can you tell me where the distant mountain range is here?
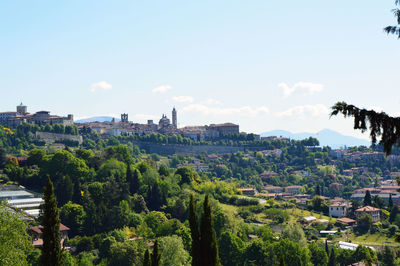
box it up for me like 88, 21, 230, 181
75, 116, 120, 123
260, 129, 370, 149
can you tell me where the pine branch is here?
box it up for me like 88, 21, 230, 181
330, 102, 400, 155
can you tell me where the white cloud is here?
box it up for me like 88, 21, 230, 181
90, 81, 112, 92
172, 96, 194, 103
205, 98, 222, 105
276, 104, 329, 118
152, 85, 172, 94
278, 82, 323, 98
181, 104, 269, 116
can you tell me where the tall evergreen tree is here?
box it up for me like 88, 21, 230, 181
41, 177, 63, 266
325, 240, 329, 257
390, 205, 399, 223
151, 239, 161, 266
364, 190, 372, 206
149, 181, 165, 210
316, 184, 321, 196
189, 195, 201, 266
279, 253, 286, 266
127, 167, 141, 194
327, 248, 336, 266
143, 249, 150, 266
200, 195, 220, 266
389, 194, 394, 210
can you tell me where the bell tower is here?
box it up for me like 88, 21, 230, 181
172, 107, 177, 128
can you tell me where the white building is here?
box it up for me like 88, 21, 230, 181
329, 203, 349, 217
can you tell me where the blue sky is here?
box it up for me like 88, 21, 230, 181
1, 0, 399, 139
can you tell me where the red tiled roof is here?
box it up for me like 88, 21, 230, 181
337, 217, 356, 223
31, 223, 70, 234
238, 188, 256, 191
355, 206, 380, 212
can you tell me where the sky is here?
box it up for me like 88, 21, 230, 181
1, 0, 399, 139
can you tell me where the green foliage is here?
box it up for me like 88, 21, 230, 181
175, 166, 198, 185
364, 190, 372, 206
0, 203, 33, 265
309, 242, 328, 266
144, 211, 168, 235
63, 250, 78, 266
143, 249, 150, 266
27, 148, 46, 166
76, 236, 95, 253
218, 231, 245, 266
108, 241, 142, 266
354, 245, 377, 265
60, 202, 86, 236
158, 236, 189, 266
199, 195, 221, 266
267, 239, 312, 266
264, 208, 289, 223
158, 164, 170, 177
327, 247, 336, 266
331, 102, 400, 154
189, 194, 201, 266
41, 177, 63, 266
281, 223, 307, 245
357, 214, 373, 233
99, 236, 116, 259
379, 246, 397, 266
151, 239, 161, 266
97, 158, 127, 183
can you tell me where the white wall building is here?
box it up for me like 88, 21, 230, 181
329, 203, 348, 217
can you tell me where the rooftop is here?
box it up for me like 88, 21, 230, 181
0, 190, 34, 199
355, 206, 380, 212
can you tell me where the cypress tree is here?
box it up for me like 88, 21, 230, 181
325, 240, 329, 257
149, 181, 164, 210
279, 253, 286, 266
143, 249, 150, 266
390, 205, 399, 223
41, 176, 63, 266
316, 184, 321, 196
151, 239, 161, 266
389, 194, 394, 210
200, 195, 220, 266
127, 163, 141, 195
364, 190, 372, 206
327, 247, 336, 266
189, 194, 201, 266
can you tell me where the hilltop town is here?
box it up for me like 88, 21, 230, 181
2, 102, 400, 265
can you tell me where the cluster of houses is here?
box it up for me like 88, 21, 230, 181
350, 179, 400, 205
177, 158, 210, 172
330, 149, 400, 164
0, 103, 74, 127
239, 183, 385, 227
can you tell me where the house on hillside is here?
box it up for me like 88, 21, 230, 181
355, 206, 380, 222
285, 186, 303, 195
30, 224, 70, 248
238, 188, 257, 196
261, 186, 283, 193
329, 203, 349, 218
